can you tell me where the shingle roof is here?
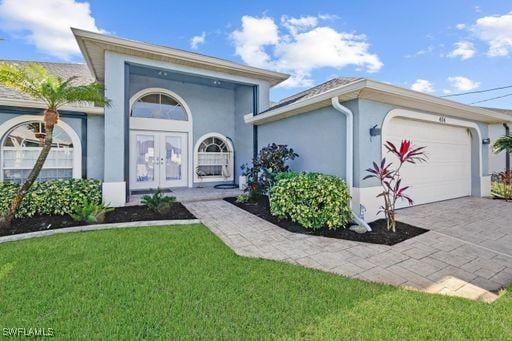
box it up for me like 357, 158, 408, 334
481, 107, 512, 117
0, 60, 93, 102
261, 77, 363, 113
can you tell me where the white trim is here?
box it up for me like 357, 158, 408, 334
0, 115, 82, 181
0, 98, 104, 115
331, 97, 372, 232
382, 108, 484, 197
72, 28, 289, 85
331, 98, 354, 191
128, 88, 193, 188
129, 87, 193, 117
245, 79, 511, 125
193, 132, 234, 183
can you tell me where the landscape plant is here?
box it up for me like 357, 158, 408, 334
241, 143, 298, 197
0, 62, 110, 228
69, 199, 113, 224
0, 179, 101, 219
270, 172, 351, 229
491, 170, 512, 201
141, 189, 176, 214
493, 134, 512, 154
364, 140, 426, 232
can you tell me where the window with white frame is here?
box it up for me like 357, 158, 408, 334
131, 92, 188, 121
195, 134, 233, 181
1, 121, 74, 183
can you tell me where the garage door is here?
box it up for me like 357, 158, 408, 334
383, 117, 471, 207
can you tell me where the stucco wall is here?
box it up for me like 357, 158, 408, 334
234, 85, 254, 179
488, 123, 509, 173
256, 98, 492, 191
86, 114, 104, 180
257, 106, 348, 179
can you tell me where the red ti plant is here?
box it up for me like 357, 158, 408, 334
364, 140, 426, 232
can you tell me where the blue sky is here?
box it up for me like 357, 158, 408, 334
0, 0, 511, 107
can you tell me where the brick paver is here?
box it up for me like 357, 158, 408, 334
184, 197, 511, 302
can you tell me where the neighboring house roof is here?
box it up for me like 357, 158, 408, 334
72, 28, 290, 86
0, 60, 102, 114
247, 77, 511, 125
481, 107, 512, 117
262, 77, 363, 113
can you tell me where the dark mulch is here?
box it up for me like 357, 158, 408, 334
225, 196, 428, 246
2, 203, 196, 237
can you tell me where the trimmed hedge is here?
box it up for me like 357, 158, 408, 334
0, 179, 102, 218
270, 172, 352, 230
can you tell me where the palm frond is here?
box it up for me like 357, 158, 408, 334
0, 62, 46, 100
58, 82, 111, 108
493, 135, 512, 154
0, 62, 110, 110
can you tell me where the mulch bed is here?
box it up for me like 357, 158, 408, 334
2, 203, 196, 237
225, 196, 428, 246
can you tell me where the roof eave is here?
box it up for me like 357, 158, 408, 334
247, 79, 511, 125
0, 98, 104, 114
72, 28, 290, 86
246, 79, 367, 125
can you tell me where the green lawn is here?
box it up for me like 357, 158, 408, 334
0, 225, 510, 339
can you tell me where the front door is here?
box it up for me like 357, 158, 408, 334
130, 130, 188, 190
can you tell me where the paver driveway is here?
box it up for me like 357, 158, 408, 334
185, 197, 511, 301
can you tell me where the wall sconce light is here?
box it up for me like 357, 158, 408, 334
482, 138, 491, 145
369, 125, 381, 137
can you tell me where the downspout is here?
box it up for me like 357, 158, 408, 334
331, 97, 372, 232
504, 123, 510, 172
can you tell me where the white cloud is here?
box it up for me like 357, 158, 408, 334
231, 15, 382, 88
190, 32, 206, 49
411, 79, 434, 93
231, 16, 279, 69
0, 0, 105, 60
405, 45, 434, 58
471, 11, 512, 57
456, 23, 466, 30
447, 76, 480, 91
447, 41, 476, 60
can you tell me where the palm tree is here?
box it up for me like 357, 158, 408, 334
493, 135, 512, 154
0, 62, 110, 227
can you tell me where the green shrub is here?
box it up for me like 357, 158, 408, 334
141, 189, 176, 214
235, 194, 250, 203
241, 143, 299, 196
69, 199, 113, 224
0, 179, 102, 219
270, 172, 352, 230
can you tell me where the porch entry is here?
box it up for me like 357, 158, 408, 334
129, 130, 188, 190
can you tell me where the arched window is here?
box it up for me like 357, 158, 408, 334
1, 121, 75, 183
195, 133, 233, 182
131, 92, 188, 121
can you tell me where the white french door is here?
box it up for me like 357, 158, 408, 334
130, 130, 188, 190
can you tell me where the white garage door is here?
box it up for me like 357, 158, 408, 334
383, 117, 472, 207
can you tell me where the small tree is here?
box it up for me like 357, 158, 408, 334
364, 140, 426, 232
0, 62, 110, 228
241, 143, 298, 197
493, 135, 512, 158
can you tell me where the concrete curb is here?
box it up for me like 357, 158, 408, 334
0, 219, 202, 244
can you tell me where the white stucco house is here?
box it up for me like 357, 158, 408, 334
0, 29, 510, 222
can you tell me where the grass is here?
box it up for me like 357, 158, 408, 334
0, 224, 510, 339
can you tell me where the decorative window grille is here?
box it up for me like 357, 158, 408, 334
196, 136, 233, 179
131, 92, 188, 121
1, 121, 74, 183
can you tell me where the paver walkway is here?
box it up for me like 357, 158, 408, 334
184, 197, 512, 302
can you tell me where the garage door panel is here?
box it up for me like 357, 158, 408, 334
383, 117, 471, 207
